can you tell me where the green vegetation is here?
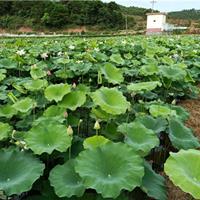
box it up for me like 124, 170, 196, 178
0, 35, 200, 199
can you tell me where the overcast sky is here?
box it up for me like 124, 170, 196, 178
102, 0, 200, 12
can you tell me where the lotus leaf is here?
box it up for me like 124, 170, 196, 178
75, 142, 144, 198
83, 135, 109, 149
168, 118, 200, 149
91, 87, 130, 115
0, 58, 17, 69
90, 107, 113, 121
30, 67, 46, 80
0, 122, 12, 141
13, 98, 36, 113
118, 122, 159, 156
0, 148, 44, 195
0, 104, 17, 118
127, 81, 161, 93
139, 64, 159, 76
165, 149, 200, 199
23, 79, 48, 91
43, 105, 66, 118
0, 73, 6, 82
59, 91, 86, 111
110, 54, 124, 65
101, 63, 124, 84
159, 66, 187, 81
169, 105, 189, 121
142, 162, 167, 200
25, 121, 72, 155
149, 105, 176, 118
49, 160, 85, 198
135, 115, 167, 134
44, 83, 71, 102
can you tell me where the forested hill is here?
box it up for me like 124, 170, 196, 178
0, 0, 199, 32
168, 9, 200, 20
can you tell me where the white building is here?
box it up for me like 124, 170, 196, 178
146, 12, 167, 34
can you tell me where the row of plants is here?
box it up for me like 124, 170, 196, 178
0, 36, 200, 200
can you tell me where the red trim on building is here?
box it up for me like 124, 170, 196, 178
146, 28, 162, 33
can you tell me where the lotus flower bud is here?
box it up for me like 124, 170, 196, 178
67, 125, 73, 136
64, 111, 68, 118
72, 82, 76, 88
94, 120, 100, 130
47, 70, 52, 76
171, 99, 176, 105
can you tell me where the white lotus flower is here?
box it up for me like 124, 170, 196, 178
41, 52, 48, 59
76, 60, 83, 63
57, 51, 63, 56
94, 48, 100, 52
69, 45, 75, 50
16, 49, 25, 56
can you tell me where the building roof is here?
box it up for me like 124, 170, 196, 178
146, 12, 167, 16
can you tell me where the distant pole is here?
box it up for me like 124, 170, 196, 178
125, 15, 128, 35
150, 0, 157, 12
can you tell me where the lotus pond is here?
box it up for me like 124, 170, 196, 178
0, 36, 200, 200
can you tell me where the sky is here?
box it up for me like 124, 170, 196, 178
102, 0, 200, 12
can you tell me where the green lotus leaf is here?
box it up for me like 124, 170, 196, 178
30, 67, 46, 80
110, 54, 124, 65
139, 64, 159, 76
101, 63, 124, 84
168, 118, 200, 149
23, 79, 48, 91
0, 73, 6, 82
59, 91, 86, 111
83, 135, 109, 149
0, 104, 17, 118
0, 122, 12, 141
149, 105, 176, 118
169, 105, 189, 121
118, 122, 159, 156
75, 142, 144, 198
127, 81, 161, 93
25, 121, 72, 155
55, 68, 74, 79
159, 65, 187, 81
164, 149, 200, 199
90, 107, 114, 121
91, 87, 130, 115
49, 160, 85, 198
13, 98, 36, 113
43, 105, 66, 118
142, 162, 167, 200
135, 115, 167, 134
0, 58, 17, 69
44, 83, 71, 102
0, 148, 44, 196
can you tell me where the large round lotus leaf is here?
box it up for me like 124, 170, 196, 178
135, 115, 167, 134
13, 98, 36, 113
83, 135, 109, 149
164, 149, 200, 199
169, 105, 189, 121
110, 54, 124, 65
75, 142, 144, 198
49, 160, 85, 198
0, 104, 17, 118
30, 67, 46, 80
0, 58, 17, 69
159, 65, 187, 81
44, 83, 71, 102
23, 79, 48, 91
168, 118, 200, 149
142, 161, 167, 200
118, 122, 159, 156
149, 105, 176, 118
0, 73, 6, 82
127, 81, 161, 93
25, 121, 72, 155
91, 87, 130, 115
139, 64, 158, 76
101, 63, 124, 84
0, 148, 44, 196
43, 105, 66, 118
59, 91, 86, 111
0, 122, 12, 141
